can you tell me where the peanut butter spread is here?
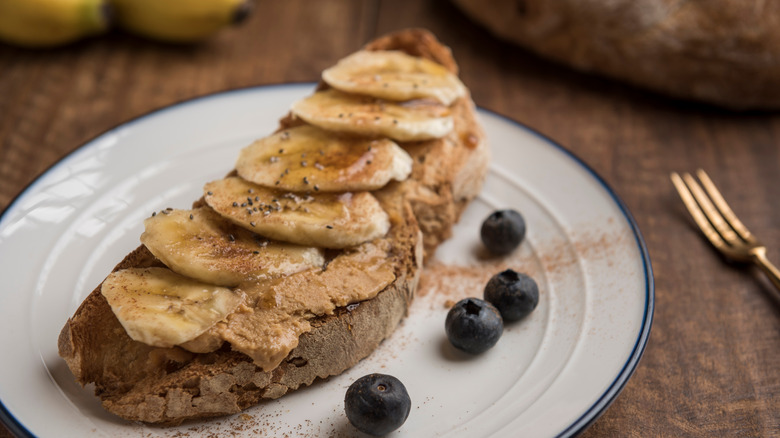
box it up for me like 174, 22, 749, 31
179, 240, 396, 371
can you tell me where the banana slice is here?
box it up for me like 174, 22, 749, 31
322, 50, 467, 105
235, 125, 412, 192
112, 0, 252, 43
141, 208, 324, 287
290, 89, 453, 142
101, 267, 243, 348
204, 176, 390, 248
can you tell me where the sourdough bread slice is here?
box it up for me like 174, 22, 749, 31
58, 28, 488, 425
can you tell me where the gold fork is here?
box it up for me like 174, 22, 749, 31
671, 169, 780, 295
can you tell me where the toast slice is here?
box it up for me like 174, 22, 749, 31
57, 28, 488, 425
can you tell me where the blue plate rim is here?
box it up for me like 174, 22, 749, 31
0, 83, 654, 438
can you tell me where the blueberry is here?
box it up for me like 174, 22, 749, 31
484, 269, 539, 322
345, 373, 411, 436
480, 209, 526, 255
445, 298, 503, 354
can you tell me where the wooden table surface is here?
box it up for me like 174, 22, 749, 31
2, 1, 779, 436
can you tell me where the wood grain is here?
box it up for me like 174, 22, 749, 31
2, 0, 780, 436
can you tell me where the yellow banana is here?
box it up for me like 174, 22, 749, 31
111, 0, 253, 43
0, 0, 111, 48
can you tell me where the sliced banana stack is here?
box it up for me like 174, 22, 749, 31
236, 125, 413, 192
101, 267, 244, 348
291, 89, 453, 142
141, 207, 325, 287
322, 50, 467, 105
100, 48, 464, 365
204, 176, 390, 249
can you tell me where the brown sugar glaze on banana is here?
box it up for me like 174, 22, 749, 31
236, 125, 412, 193
203, 177, 390, 249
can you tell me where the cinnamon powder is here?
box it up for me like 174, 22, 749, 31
417, 223, 629, 309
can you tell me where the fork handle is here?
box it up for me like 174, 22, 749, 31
750, 247, 780, 299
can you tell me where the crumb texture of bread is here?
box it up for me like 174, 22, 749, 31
58, 28, 488, 424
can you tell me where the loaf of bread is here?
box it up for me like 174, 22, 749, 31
453, 0, 780, 109
57, 28, 489, 425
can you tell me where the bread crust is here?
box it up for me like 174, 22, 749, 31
58, 28, 488, 424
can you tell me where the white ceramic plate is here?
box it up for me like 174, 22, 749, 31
0, 84, 653, 438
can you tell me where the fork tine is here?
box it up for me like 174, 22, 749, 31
681, 173, 742, 245
670, 172, 732, 253
696, 169, 756, 244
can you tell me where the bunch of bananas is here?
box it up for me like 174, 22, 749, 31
0, 0, 253, 48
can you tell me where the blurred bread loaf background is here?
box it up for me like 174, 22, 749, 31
452, 0, 780, 110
